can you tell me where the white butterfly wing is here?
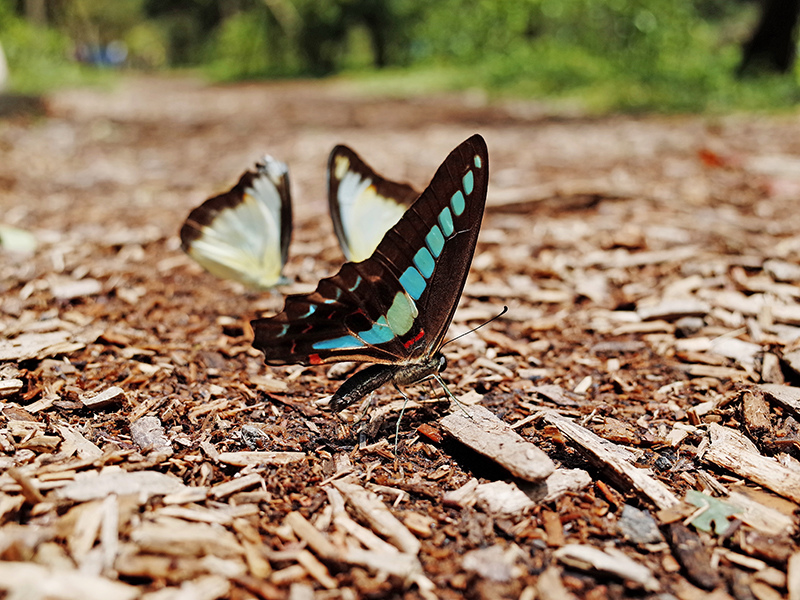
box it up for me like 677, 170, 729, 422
181, 156, 292, 289
328, 146, 419, 263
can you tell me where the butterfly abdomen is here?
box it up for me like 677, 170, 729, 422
329, 363, 395, 411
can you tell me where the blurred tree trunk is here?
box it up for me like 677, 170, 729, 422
738, 0, 800, 76
25, 0, 47, 25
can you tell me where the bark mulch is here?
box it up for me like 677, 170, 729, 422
1, 76, 799, 599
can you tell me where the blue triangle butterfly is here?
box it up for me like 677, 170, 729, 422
251, 134, 489, 412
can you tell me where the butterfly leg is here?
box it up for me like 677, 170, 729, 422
392, 382, 414, 454
432, 373, 474, 420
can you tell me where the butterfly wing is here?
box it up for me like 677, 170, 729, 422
252, 134, 488, 366
180, 156, 292, 289
328, 145, 419, 263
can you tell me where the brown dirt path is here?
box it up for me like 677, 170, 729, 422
1, 75, 800, 599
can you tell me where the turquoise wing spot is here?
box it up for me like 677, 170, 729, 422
399, 266, 426, 300
425, 225, 445, 258
322, 287, 342, 303
413, 247, 435, 279
474, 155, 482, 169
312, 334, 365, 350
386, 292, 416, 335
438, 207, 454, 236
347, 275, 362, 292
451, 190, 465, 216
299, 305, 316, 318
358, 316, 395, 345
463, 170, 474, 195
276, 324, 289, 337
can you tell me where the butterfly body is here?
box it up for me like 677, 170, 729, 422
180, 156, 292, 289
328, 354, 446, 412
252, 135, 488, 413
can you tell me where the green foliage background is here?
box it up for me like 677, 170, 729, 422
1, 0, 798, 112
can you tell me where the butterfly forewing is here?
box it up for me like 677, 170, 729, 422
328, 145, 419, 262
389, 140, 489, 352
180, 156, 292, 289
252, 134, 488, 369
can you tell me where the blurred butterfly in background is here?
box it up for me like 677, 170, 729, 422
327, 145, 419, 263
180, 156, 292, 289
252, 134, 489, 415
180, 146, 417, 288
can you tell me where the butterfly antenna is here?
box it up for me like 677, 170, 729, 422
441, 306, 508, 349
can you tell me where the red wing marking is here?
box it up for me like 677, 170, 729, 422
403, 329, 425, 349
309, 354, 322, 365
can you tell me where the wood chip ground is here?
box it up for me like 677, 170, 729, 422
1, 76, 800, 599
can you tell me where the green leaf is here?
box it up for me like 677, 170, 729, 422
685, 490, 743, 535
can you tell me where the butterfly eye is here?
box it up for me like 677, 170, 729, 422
437, 354, 447, 372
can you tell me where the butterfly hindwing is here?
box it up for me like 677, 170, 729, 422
252, 134, 489, 369
180, 156, 292, 289
328, 145, 419, 262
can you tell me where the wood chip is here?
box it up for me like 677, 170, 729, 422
727, 491, 795, 536
80, 386, 125, 410
51, 278, 102, 300
209, 473, 263, 500
0, 561, 138, 600
703, 423, 800, 503
667, 523, 720, 590
333, 511, 400, 556
332, 480, 421, 555
248, 374, 289, 394
284, 511, 337, 560
56, 470, 189, 502
130, 416, 172, 455
439, 404, 555, 482
788, 552, 800, 600
741, 389, 772, 440
295, 549, 338, 589
0, 378, 23, 398
522, 468, 592, 504
684, 364, 751, 380
462, 545, 523, 582
709, 337, 761, 368
0, 331, 72, 361
536, 565, 577, 600
442, 478, 479, 508
637, 298, 710, 321
540, 410, 680, 509
554, 544, 660, 591
56, 423, 103, 460
542, 510, 565, 546
403, 512, 434, 538
474, 480, 535, 515
7, 467, 44, 504
217, 451, 306, 467
140, 574, 231, 600
131, 517, 243, 558
759, 383, 800, 416
764, 259, 800, 282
